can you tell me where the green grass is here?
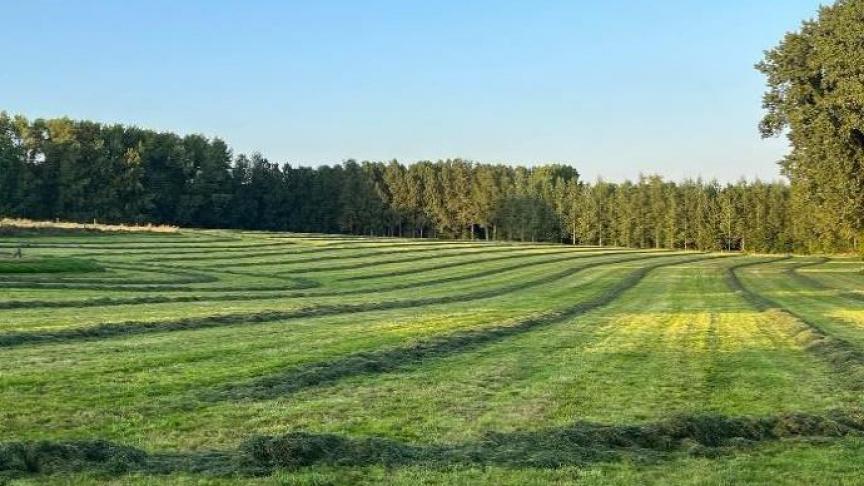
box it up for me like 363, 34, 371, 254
0, 257, 103, 274
0, 231, 862, 484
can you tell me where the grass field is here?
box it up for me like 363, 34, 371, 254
0, 230, 863, 484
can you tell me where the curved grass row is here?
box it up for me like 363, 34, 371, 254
1, 231, 862, 484
0, 252, 681, 347
0, 249, 648, 311
726, 258, 864, 386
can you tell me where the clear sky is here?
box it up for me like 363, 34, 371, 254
1, 0, 825, 182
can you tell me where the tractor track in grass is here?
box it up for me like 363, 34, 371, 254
0, 250, 650, 310
0, 252, 687, 349
201, 253, 719, 401
725, 257, 864, 387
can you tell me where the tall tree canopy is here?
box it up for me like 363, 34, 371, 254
0, 111, 832, 253
758, 0, 864, 252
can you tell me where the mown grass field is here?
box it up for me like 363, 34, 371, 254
0, 230, 863, 484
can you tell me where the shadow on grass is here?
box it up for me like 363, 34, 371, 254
3, 410, 863, 480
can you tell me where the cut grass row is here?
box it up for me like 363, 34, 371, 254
3, 410, 864, 481
0, 258, 103, 274
2, 256, 687, 445
3, 232, 864, 484
201, 253, 716, 402
4, 256, 852, 445
2, 253, 861, 484
0, 252, 676, 341
728, 258, 864, 386
0, 249, 647, 311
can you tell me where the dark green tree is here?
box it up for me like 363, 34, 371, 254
758, 0, 864, 252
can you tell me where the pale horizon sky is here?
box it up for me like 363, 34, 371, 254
1, 1, 825, 182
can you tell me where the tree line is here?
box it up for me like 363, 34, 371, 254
3, 2, 863, 254
2, 111, 842, 253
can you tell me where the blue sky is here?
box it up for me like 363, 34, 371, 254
1, 1, 824, 181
